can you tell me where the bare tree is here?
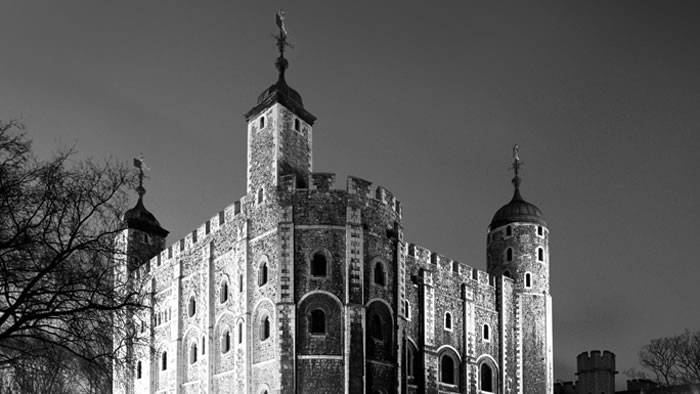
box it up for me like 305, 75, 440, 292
639, 330, 700, 386
0, 120, 148, 391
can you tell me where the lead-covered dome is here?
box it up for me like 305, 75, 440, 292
124, 195, 169, 237
490, 177, 546, 229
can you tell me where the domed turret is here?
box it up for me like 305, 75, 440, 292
120, 157, 168, 271
490, 177, 546, 230
124, 192, 168, 237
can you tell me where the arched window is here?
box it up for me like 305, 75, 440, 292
261, 316, 271, 341
406, 345, 415, 378
506, 225, 512, 236
525, 272, 532, 288
190, 343, 198, 364
309, 309, 326, 334
444, 312, 452, 330
480, 363, 493, 392
221, 330, 231, 353
537, 226, 543, 236
259, 116, 265, 129
238, 323, 243, 343
440, 354, 455, 384
373, 262, 386, 286
506, 248, 513, 262
371, 315, 383, 341
220, 281, 228, 303
161, 351, 167, 371
257, 188, 264, 204
136, 361, 142, 379
538, 247, 544, 262
294, 118, 300, 131
483, 324, 490, 341
310, 251, 327, 277
258, 262, 268, 286
188, 296, 196, 317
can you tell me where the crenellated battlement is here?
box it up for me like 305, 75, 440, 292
576, 350, 616, 372
280, 173, 403, 218
406, 242, 496, 286
139, 197, 247, 275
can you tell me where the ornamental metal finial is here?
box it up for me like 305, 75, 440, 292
511, 144, 522, 189
274, 9, 292, 80
133, 154, 149, 199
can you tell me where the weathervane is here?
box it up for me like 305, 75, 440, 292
273, 9, 292, 80
133, 154, 150, 198
511, 144, 522, 189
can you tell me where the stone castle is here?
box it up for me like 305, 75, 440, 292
113, 19, 554, 394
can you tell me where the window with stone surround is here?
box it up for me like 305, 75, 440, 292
537, 225, 544, 236
480, 363, 494, 392
238, 323, 243, 344
444, 312, 453, 331
221, 330, 231, 353
373, 261, 386, 287
188, 296, 196, 317
440, 353, 458, 385
404, 300, 410, 320
190, 342, 198, 364
258, 262, 268, 286
310, 251, 328, 277
259, 116, 265, 129
261, 316, 270, 341
525, 272, 532, 288
370, 314, 383, 341
136, 361, 142, 379
483, 324, 490, 341
161, 351, 167, 371
309, 309, 325, 334
220, 280, 228, 303
538, 247, 544, 262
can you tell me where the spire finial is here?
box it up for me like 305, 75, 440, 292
133, 154, 149, 200
274, 9, 292, 81
511, 144, 522, 190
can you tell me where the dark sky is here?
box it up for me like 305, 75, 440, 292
2, 2, 699, 388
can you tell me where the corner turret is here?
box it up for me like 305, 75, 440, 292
244, 10, 316, 195
486, 145, 553, 394
122, 157, 168, 270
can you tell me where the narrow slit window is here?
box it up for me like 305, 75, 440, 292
444, 312, 452, 330
294, 118, 300, 131
259, 116, 265, 129
483, 324, 490, 341
261, 317, 270, 340
538, 247, 544, 262
161, 351, 167, 371
258, 263, 268, 286
525, 272, 532, 288
506, 225, 512, 236
506, 248, 513, 262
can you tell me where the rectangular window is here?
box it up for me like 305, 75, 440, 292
192, 230, 198, 244
219, 211, 225, 225
205, 220, 211, 235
